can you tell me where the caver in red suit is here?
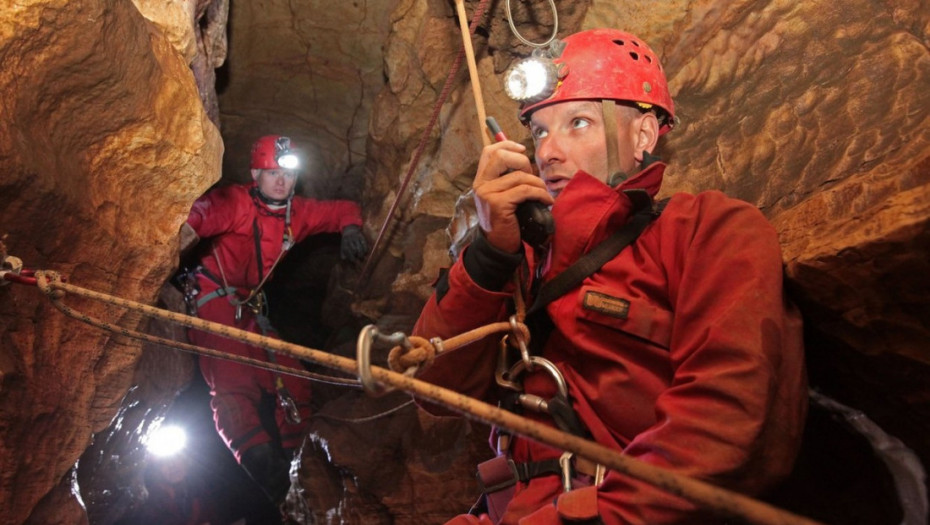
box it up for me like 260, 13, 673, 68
412, 29, 807, 525
414, 163, 807, 524
183, 134, 366, 506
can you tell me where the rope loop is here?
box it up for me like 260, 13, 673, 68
387, 335, 436, 373
508, 315, 532, 367
35, 270, 66, 300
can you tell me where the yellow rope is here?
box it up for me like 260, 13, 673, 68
30, 270, 823, 525
34, 271, 359, 386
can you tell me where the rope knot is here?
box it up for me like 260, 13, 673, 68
35, 270, 66, 300
387, 335, 436, 373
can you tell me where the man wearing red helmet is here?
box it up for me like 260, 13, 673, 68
182, 134, 367, 510
413, 29, 807, 524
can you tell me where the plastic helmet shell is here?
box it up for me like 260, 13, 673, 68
519, 29, 676, 134
250, 134, 293, 170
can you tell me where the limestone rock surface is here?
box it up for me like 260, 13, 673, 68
0, 1, 221, 523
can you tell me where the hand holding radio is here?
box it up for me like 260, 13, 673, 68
473, 117, 555, 253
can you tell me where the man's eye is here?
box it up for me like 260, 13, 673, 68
532, 128, 548, 140
572, 118, 590, 129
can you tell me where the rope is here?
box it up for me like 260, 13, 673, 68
33, 271, 360, 388
386, 320, 531, 373
356, 0, 492, 290
312, 399, 416, 425
17, 270, 824, 525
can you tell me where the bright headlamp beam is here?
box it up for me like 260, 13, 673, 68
276, 152, 300, 170
504, 57, 556, 103
146, 424, 187, 458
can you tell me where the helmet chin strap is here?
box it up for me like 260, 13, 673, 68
251, 184, 290, 207
601, 100, 624, 186
249, 184, 295, 251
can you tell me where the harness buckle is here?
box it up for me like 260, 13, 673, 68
176, 268, 201, 315
246, 291, 266, 316
495, 336, 523, 392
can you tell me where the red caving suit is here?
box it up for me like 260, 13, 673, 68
186, 182, 362, 461
414, 163, 808, 524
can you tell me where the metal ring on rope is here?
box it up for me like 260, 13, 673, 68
505, 0, 559, 48
503, 354, 569, 399
357, 324, 417, 396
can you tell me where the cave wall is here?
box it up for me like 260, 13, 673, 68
216, 0, 400, 201
0, 1, 222, 524
0, 0, 929, 524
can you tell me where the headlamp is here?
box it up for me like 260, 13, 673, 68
504, 57, 558, 104
502, 41, 565, 105
274, 136, 300, 170
146, 424, 187, 458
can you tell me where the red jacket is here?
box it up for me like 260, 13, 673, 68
414, 163, 807, 524
185, 182, 363, 458
186, 182, 362, 292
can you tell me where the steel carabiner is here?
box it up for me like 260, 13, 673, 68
357, 324, 414, 396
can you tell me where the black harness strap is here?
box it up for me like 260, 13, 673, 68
230, 426, 265, 452
517, 191, 669, 439
252, 218, 264, 282
526, 189, 662, 317
480, 191, 671, 512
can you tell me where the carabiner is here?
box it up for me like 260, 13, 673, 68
559, 451, 574, 493
357, 324, 413, 396
495, 335, 523, 392
506, 355, 569, 399
280, 394, 302, 425
0, 255, 23, 286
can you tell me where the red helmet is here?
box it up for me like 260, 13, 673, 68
250, 135, 300, 170
519, 29, 676, 134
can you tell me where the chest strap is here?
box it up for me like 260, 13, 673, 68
477, 457, 562, 494
526, 189, 664, 316
196, 286, 241, 309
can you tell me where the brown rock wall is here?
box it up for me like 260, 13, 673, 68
217, 0, 398, 201
0, 1, 220, 523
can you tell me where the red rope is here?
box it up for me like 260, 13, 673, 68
356, 0, 492, 290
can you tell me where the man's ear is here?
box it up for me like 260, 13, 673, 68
251, 168, 261, 181
633, 112, 660, 163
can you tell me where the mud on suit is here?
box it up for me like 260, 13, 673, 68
186, 182, 362, 462
413, 162, 808, 524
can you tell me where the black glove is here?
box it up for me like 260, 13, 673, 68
340, 224, 368, 263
